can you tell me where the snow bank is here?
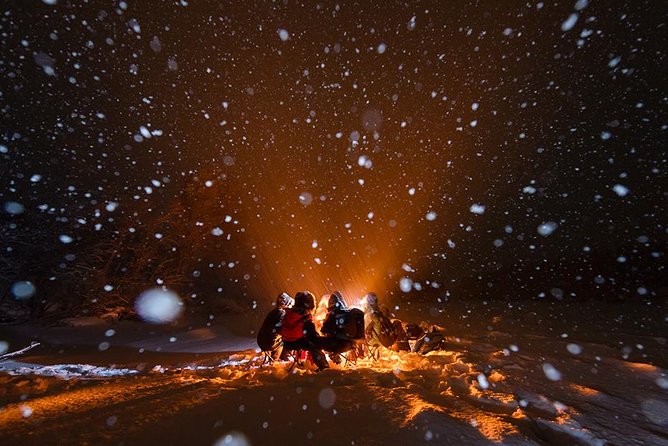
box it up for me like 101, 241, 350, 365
1, 361, 139, 379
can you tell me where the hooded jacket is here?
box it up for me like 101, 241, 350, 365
257, 307, 287, 351
321, 292, 349, 338
256, 293, 295, 351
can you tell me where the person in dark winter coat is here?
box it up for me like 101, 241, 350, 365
320, 291, 357, 363
280, 291, 329, 371
257, 292, 294, 360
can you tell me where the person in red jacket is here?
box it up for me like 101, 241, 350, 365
280, 291, 329, 371
257, 292, 294, 360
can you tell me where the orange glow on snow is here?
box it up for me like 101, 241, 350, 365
623, 361, 658, 373
569, 383, 601, 397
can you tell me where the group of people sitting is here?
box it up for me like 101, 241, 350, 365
256, 290, 448, 371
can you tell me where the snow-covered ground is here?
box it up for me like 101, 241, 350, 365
1, 302, 667, 445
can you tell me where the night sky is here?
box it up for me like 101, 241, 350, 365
1, 0, 666, 311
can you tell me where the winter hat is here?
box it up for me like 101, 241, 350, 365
295, 291, 316, 310
276, 292, 294, 308
365, 292, 379, 309
327, 291, 347, 311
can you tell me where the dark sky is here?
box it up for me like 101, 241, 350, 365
1, 0, 666, 306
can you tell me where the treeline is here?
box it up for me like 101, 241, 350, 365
0, 168, 245, 322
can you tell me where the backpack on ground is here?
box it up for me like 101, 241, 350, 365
416, 327, 446, 354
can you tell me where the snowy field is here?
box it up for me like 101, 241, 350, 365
1, 300, 666, 446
